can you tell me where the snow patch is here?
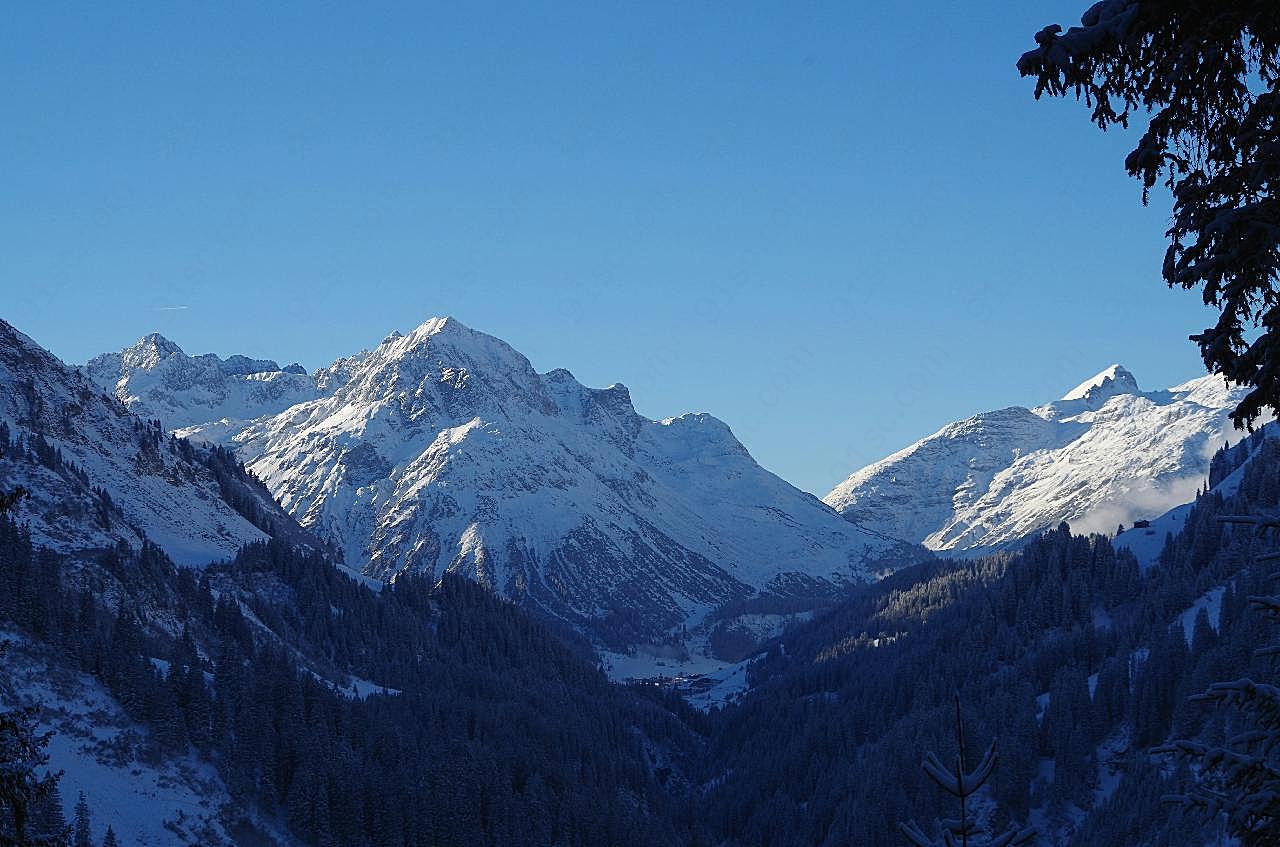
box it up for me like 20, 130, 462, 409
0, 635, 290, 846
1177, 586, 1226, 643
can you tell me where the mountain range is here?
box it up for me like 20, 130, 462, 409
68, 318, 1249, 650
823, 364, 1247, 553
82, 317, 922, 650
83, 333, 317, 432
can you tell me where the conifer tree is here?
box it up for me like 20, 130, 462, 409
0, 675, 65, 846
71, 792, 92, 847
899, 696, 1036, 847
0, 493, 68, 847
1018, 2, 1280, 428
1157, 514, 1280, 845
100, 827, 117, 847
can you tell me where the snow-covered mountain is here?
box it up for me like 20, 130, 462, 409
0, 319, 300, 565
147, 316, 922, 643
824, 365, 1251, 553
84, 333, 317, 432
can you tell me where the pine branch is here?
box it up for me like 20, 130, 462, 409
899, 696, 1033, 847
922, 740, 999, 799
1218, 515, 1280, 535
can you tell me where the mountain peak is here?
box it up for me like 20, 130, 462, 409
122, 333, 184, 369
375, 317, 486, 354
412, 315, 456, 334
0, 319, 282, 564
398, 315, 471, 344
382, 316, 536, 377
1061, 364, 1139, 402
225, 317, 922, 649
84, 332, 317, 432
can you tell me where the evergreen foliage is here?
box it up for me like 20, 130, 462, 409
0, 652, 67, 847
696, 434, 1280, 844
899, 696, 1035, 847
1157, 512, 1280, 844
0, 510, 706, 846
9, 417, 1280, 844
71, 793, 91, 847
0, 487, 68, 847
1019, 1, 1280, 427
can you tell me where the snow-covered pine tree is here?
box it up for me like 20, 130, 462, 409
1155, 514, 1280, 845
899, 695, 1036, 847
1018, 0, 1280, 430
0, 476, 66, 847
0, 655, 66, 847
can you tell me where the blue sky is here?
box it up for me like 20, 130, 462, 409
2, 2, 1219, 496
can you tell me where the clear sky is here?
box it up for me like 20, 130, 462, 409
2, 2, 1221, 496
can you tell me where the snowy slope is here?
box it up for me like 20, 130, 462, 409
0, 319, 289, 566
825, 365, 1252, 553
0, 634, 296, 847
1114, 422, 1280, 568
1110, 501, 1194, 569
219, 317, 922, 642
84, 333, 317, 432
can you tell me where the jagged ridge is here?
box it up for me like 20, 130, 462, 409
0, 319, 303, 565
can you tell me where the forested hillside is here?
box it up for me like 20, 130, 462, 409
0, 514, 709, 846
696, 436, 1280, 845
4, 429, 1280, 845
